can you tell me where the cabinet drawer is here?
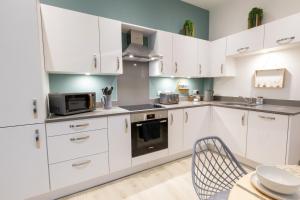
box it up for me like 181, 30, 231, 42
49, 153, 109, 190
46, 117, 107, 136
48, 129, 108, 164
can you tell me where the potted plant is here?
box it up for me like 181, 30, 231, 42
183, 20, 195, 37
248, 7, 263, 29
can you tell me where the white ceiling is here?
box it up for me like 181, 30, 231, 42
182, 0, 228, 10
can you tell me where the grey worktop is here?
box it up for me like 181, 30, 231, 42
45, 101, 300, 123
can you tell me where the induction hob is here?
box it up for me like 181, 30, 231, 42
120, 104, 163, 111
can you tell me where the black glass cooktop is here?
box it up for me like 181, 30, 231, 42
120, 104, 163, 111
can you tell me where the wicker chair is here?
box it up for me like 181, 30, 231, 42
192, 137, 247, 200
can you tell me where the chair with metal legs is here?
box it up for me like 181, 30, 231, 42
192, 137, 247, 200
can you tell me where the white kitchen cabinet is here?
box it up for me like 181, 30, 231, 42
108, 115, 132, 173
183, 106, 210, 150
41, 4, 100, 74
227, 25, 264, 56
247, 111, 288, 165
264, 13, 300, 49
173, 34, 198, 77
99, 17, 123, 74
210, 38, 236, 77
149, 31, 174, 76
211, 107, 248, 157
168, 109, 184, 155
0, 124, 49, 200
197, 39, 211, 77
0, 0, 46, 127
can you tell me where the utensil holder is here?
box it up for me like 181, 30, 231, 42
102, 95, 112, 110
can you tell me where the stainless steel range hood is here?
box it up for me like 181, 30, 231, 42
123, 30, 161, 62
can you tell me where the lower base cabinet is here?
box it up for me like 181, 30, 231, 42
211, 107, 248, 157
168, 109, 184, 155
246, 111, 288, 165
0, 124, 50, 200
108, 115, 131, 173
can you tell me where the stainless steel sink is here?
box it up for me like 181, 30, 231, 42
221, 102, 257, 107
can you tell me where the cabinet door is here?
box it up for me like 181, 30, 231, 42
41, 4, 100, 74
227, 25, 264, 56
197, 39, 210, 77
168, 109, 184, 155
247, 112, 288, 165
108, 115, 131, 173
0, 0, 45, 127
210, 38, 236, 77
149, 31, 173, 76
211, 107, 248, 157
264, 13, 300, 49
173, 34, 198, 77
0, 124, 49, 200
183, 107, 210, 150
99, 17, 123, 74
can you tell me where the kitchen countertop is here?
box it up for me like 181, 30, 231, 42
46, 101, 300, 123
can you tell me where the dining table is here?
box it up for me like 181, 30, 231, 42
228, 165, 300, 200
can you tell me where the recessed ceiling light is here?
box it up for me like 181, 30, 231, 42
85, 73, 91, 76
133, 63, 137, 66
129, 54, 134, 58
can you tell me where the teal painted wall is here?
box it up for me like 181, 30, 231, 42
41, 0, 209, 39
49, 74, 118, 101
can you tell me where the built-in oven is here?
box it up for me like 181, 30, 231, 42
131, 110, 168, 157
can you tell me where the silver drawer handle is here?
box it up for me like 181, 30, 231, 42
259, 115, 276, 120
93, 55, 97, 69
69, 123, 89, 128
241, 114, 246, 126
220, 64, 224, 74
276, 36, 295, 45
70, 135, 90, 143
72, 160, 91, 168
185, 112, 189, 123
175, 62, 178, 73
237, 46, 250, 53
33, 99, 38, 119
117, 57, 120, 71
170, 113, 174, 125
160, 61, 164, 73
125, 118, 129, 133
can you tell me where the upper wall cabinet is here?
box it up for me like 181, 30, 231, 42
210, 38, 236, 77
99, 17, 123, 74
226, 25, 264, 56
173, 34, 198, 77
41, 4, 100, 74
197, 39, 210, 77
149, 31, 173, 77
264, 13, 300, 49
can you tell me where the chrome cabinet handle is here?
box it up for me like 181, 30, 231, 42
70, 135, 90, 143
276, 36, 295, 45
220, 64, 224, 74
160, 61, 164, 73
259, 115, 276, 120
72, 160, 91, 168
69, 123, 89, 128
241, 114, 246, 126
117, 57, 120, 71
35, 129, 41, 149
199, 64, 202, 75
93, 55, 97, 69
175, 62, 178, 73
237, 46, 250, 53
33, 99, 38, 119
125, 118, 129, 133
185, 112, 189, 123
170, 113, 174, 125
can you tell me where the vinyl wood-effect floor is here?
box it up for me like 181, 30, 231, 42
60, 156, 198, 200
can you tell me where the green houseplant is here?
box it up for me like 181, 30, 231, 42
248, 7, 263, 29
183, 20, 195, 37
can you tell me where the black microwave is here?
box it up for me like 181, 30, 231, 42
48, 92, 96, 116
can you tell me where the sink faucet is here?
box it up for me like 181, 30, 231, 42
238, 96, 253, 104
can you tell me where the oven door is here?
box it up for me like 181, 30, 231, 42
131, 118, 168, 157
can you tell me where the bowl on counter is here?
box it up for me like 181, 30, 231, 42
256, 165, 300, 195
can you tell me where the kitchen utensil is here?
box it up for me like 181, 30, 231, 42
251, 173, 300, 200
203, 90, 214, 102
102, 95, 112, 110
256, 166, 300, 195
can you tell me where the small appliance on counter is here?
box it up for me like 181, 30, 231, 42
203, 89, 214, 102
159, 92, 179, 105
48, 92, 96, 116
256, 96, 264, 105
102, 87, 113, 109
